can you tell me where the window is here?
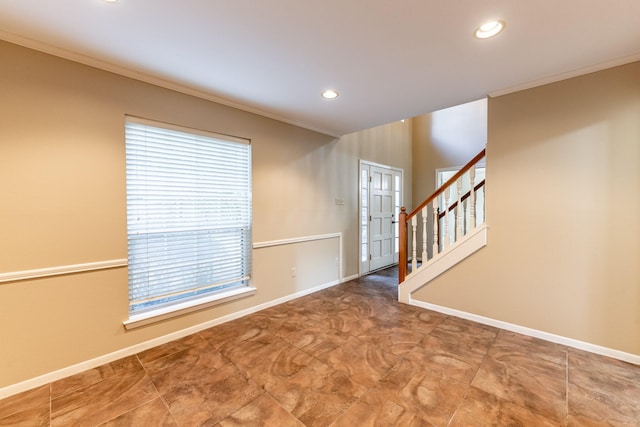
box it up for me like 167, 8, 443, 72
124, 117, 252, 326
360, 168, 368, 264
394, 173, 401, 257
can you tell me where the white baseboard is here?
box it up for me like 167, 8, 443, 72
409, 298, 640, 366
0, 274, 356, 400
340, 273, 360, 283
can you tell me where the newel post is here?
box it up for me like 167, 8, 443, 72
398, 207, 408, 284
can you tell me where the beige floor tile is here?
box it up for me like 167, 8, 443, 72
450, 386, 562, 426
378, 358, 470, 426
356, 319, 426, 356
315, 308, 377, 337
161, 363, 262, 426
216, 393, 304, 427
331, 395, 434, 427
137, 333, 206, 364
568, 349, 640, 406
471, 352, 567, 423
268, 358, 368, 427
142, 340, 228, 395
405, 337, 484, 384
51, 369, 157, 426
0, 385, 50, 426
51, 355, 142, 399
568, 381, 640, 426
492, 330, 568, 366
324, 336, 400, 388
100, 397, 177, 426
198, 316, 262, 350
284, 325, 348, 360
242, 344, 316, 390
0, 384, 49, 420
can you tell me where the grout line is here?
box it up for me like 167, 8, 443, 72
447, 384, 471, 427
446, 324, 500, 426
137, 351, 179, 426
158, 392, 178, 426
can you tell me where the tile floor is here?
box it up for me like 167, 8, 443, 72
1, 267, 639, 426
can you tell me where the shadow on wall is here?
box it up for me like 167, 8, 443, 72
430, 98, 487, 165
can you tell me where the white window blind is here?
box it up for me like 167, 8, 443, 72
125, 118, 252, 315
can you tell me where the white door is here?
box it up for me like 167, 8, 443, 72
360, 162, 402, 274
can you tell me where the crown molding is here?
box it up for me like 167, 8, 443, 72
0, 31, 340, 138
489, 51, 640, 98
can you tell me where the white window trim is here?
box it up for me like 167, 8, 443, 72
123, 284, 257, 330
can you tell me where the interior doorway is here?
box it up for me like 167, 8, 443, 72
359, 161, 403, 275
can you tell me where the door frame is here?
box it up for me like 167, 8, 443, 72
359, 160, 403, 276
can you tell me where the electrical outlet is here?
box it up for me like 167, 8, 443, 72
291, 267, 296, 277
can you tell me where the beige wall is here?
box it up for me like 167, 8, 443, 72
413, 61, 640, 356
0, 40, 412, 388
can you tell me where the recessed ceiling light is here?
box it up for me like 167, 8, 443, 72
321, 90, 339, 99
474, 20, 505, 39
103, 0, 119, 3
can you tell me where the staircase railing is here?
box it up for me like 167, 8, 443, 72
399, 149, 486, 283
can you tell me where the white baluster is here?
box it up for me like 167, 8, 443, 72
421, 207, 428, 264
456, 177, 463, 240
482, 185, 486, 225
443, 187, 450, 249
411, 216, 418, 271
432, 199, 439, 258
469, 166, 476, 230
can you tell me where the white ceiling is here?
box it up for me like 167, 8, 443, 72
1, 1, 639, 136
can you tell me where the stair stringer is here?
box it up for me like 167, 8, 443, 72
398, 224, 487, 304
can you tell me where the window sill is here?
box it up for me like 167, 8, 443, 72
123, 286, 257, 330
